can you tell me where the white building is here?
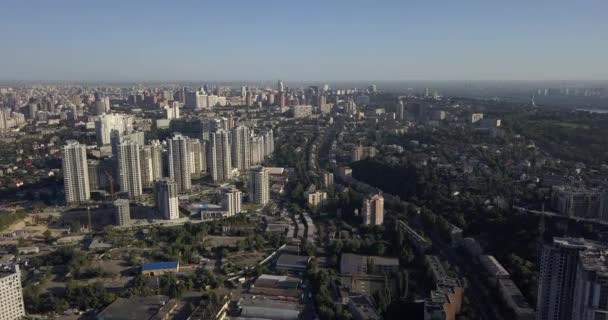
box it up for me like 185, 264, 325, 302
0, 265, 25, 320
222, 187, 242, 217
94, 113, 134, 146
188, 139, 205, 178
362, 194, 384, 226
168, 134, 192, 193
208, 129, 232, 182
249, 166, 269, 205
114, 199, 131, 226
231, 125, 251, 171
117, 141, 143, 199
62, 140, 90, 205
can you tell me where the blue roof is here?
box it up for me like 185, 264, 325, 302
142, 261, 179, 271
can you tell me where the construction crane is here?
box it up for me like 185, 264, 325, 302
104, 170, 115, 201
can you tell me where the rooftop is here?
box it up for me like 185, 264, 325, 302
142, 261, 179, 271
276, 254, 310, 269
97, 295, 174, 320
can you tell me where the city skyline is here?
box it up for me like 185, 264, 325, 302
0, 0, 607, 81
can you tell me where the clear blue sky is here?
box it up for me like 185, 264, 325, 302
0, 0, 606, 81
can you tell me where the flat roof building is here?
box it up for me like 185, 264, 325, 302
97, 295, 176, 320
141, 261, 179, 276
275, 254, 310, 273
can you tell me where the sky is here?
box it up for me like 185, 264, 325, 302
0, 0, 607, 81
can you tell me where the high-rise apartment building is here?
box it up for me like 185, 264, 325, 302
208, 129, 232, 182
114, 199, 130, 226
140, 146, 153, 188
62, 140, 90, 205
155, 179, 179, 220
231, 125, 251, 171
396, 99, 405, 120
117, 141, 143, 199
0, 265, 25, 320
87, 159, 100, 191
222, 187, 242, 217
322, 171, 334, 188
250, 135, 264, 165
537, 238, 604, 320
149, 140, 164, 181
188, 139, 205, 178
94, 113, 134, 146
249, 166, 269, 205
362, 193, 384, 225
168, 134, 191, 193
262, 129, 274, 158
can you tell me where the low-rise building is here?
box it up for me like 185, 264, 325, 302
479, 255, 510, 282
498, 279, 534, 320
275, 254, 311, 273
97, 295, 176, 320
141, 261, 179, 276
340, 253, 399, 275
424, 255, 463, 320
397, 220, 431, 254
349, 295, 382, 320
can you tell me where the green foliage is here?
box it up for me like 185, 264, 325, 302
65, 281, 116, 310
351, 159, 418, 200
0, 210, 26, 231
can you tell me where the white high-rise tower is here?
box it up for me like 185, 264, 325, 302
168, 134, 192, 193
231, 125, 251, 171
62, 140, 90, 205
249, 166, 269, 205
117, 140, 143, 199
208, 129, 232, 182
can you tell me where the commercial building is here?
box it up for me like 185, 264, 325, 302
362, 193, 384, 226
114, 199, 130, 226
117, 141, 143, 199
155, 179, 179, 220
249, 166, 269, 205
62, 140, 90, 205
0, 265, 25, 320
238, 297, 301, 320
275, 254, 311, 273
168, 134, 191, 193
97, 295, 176, 320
